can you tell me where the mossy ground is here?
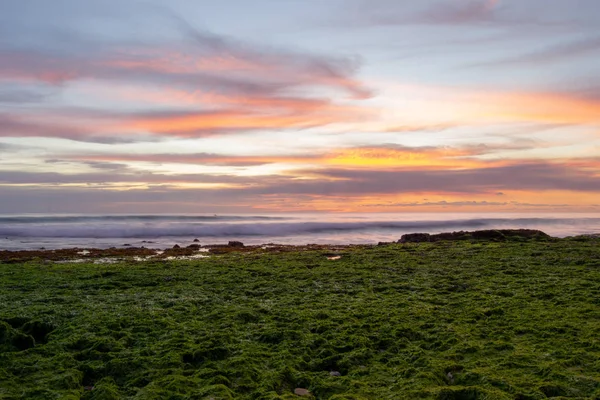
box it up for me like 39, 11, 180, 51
1, 237, 599, 399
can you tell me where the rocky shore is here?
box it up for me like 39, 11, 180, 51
0, 229, 557, 263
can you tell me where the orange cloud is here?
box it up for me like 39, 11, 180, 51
473, 91, 600, 125
378, 82, 600, 127
323, 147, 486, 169
128, 110, 357, 135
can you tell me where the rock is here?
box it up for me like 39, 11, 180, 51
123, 244, 131, 247
228, 241, 244, 247
187, 244, 201, 249
294, 388, 311, 396
399, 229, 550, 243
172, 244, 181, 249
330, 371, 342, 377
193, 238, 200, 242
398, 233, 431, 243
446, 372, 454, 384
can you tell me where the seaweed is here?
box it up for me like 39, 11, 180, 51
0, 236, 599, 398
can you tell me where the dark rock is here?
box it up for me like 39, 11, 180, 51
22, 320, 55, 344
187, 244, 201, 249
400, 229, 550, 243
228, 241, 244, 247
398, 233, 431, 243
123, 244, 131, 247
377, 242, 392, 246
193, 238, 200, 242
172, 244, 181, 249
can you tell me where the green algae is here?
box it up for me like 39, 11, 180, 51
0, 237, 599, 399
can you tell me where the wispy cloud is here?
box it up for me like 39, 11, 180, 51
470, 36, 600, 67
343, 0, 580, 28
0, 4, 374, 142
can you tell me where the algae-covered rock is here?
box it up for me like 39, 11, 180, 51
399, 229, 550, 243
0, 320, 36, 351
398, 233, 431, 243
0, 321, 12, 344
11, 330, 35, 351
21, 319, 55, 344
89, 377, 122, 400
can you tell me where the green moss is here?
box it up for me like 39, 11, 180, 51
1, 237, 599, 399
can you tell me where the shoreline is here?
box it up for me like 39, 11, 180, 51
2, 229, 598, 263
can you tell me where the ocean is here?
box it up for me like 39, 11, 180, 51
0, 213, 599, 250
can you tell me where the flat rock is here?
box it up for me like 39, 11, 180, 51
399, 229, 550, 243
398, 233, 431, 243
294, 388, 311, 396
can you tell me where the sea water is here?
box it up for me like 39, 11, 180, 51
0, 213, 599, 250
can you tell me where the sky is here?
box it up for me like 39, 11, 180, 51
0, 0, 599, 214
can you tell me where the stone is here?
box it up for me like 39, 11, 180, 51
399, 229, 551, 243
398, 233, 431, 243
193, 238, 200, 242
172, 244, 181, 249
330, 371, 342, 377
228, 241, 244, 247
294, 388, 311, 396
187, 244, 201, 249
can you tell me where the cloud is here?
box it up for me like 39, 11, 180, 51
0, 12, 371, 99
471, 36, 600, 67
0, 87, 53, 104
6, 159, 596, 195
0, 17, 373, 141
0, 2, 374, 142
243, 162, 600, 195
0, 113, 161, 144
58, 144, 484, 170
0, 169, 263, 186
414, 0, 501, 25
343, 0, 576, 28
1, 160, 598, 213
358, 200, 575, 209
64, 153, 321, 168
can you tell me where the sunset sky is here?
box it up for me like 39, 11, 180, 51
1, 0, 599, 214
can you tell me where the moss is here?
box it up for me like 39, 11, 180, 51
0, 237, 599, 398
